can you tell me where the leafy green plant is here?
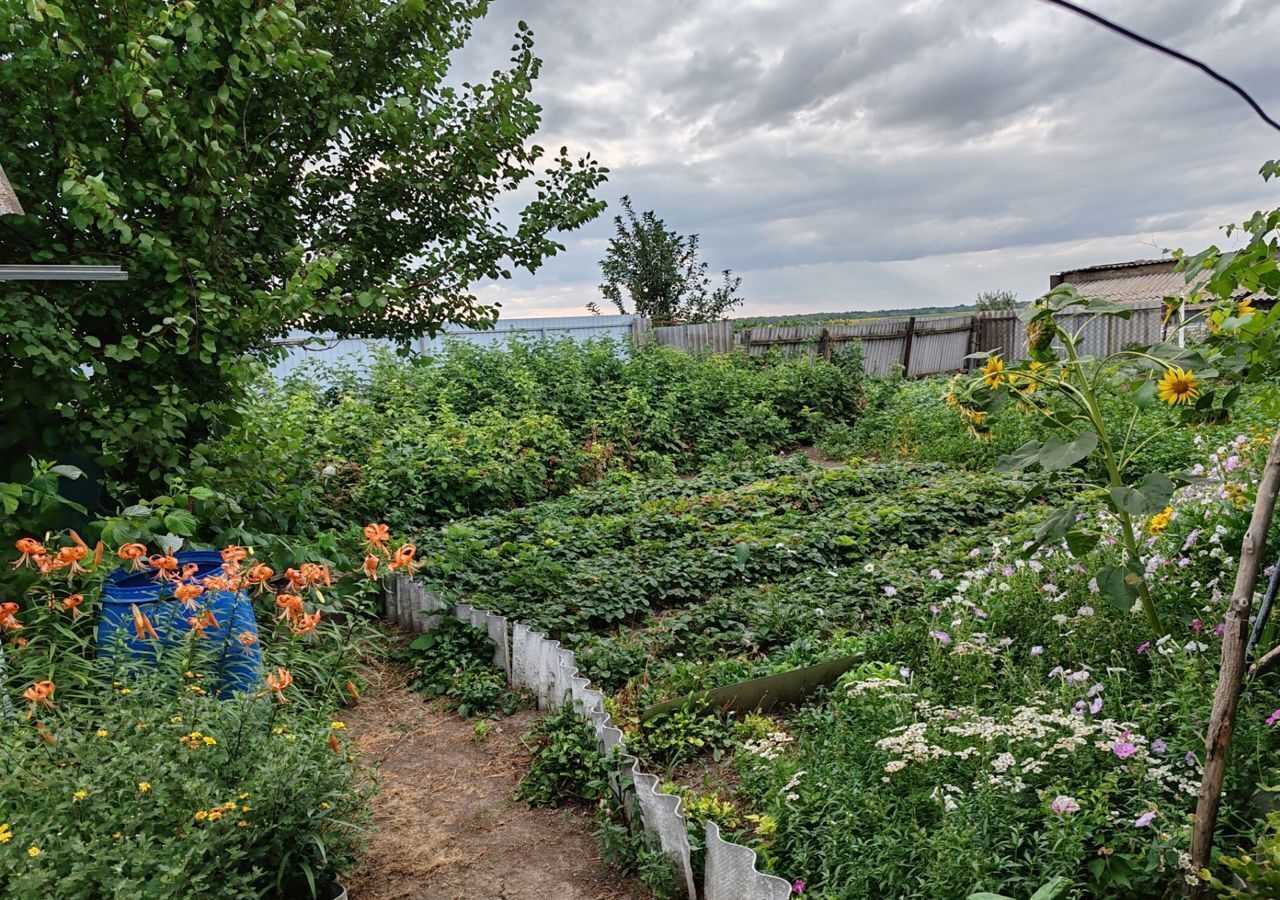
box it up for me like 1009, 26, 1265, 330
407, 619, 518, 717
629, 701, 735, 770
969, 876, 1073, 900
517, 704, 611, 807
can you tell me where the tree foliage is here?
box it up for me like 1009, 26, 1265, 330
976, 290, 1020, 311
593, 196, 742, 324
0, 0, 607, 485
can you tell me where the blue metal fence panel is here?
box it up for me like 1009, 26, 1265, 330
272, 315, 643, 377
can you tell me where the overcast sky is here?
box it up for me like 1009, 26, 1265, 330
454, 0, 1280, 319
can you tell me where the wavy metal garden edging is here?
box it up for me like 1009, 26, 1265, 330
384, 574, 792, 900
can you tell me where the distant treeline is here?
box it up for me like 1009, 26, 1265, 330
733, 304, 977, 330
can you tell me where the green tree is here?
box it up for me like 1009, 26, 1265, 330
592, 195, 742, 324
975, 290, 1020, 311
0, 0, 607, 487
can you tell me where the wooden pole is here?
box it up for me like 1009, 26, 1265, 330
900, 316, 917, 377
817, 328, 832, 362
1189, 422, 1280, 894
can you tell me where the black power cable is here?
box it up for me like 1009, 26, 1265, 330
1038, 0, 1280, 135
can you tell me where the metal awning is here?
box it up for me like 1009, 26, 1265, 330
0, 264, 128, 281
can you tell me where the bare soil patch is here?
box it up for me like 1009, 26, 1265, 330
340, 665, 650, 900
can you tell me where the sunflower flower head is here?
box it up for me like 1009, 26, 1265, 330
1156, 367, 1199, 406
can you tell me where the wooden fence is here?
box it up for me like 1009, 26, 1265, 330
641, 300, 1214, 378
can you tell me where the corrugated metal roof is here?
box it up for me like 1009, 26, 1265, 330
1054, 258, 1260, 304
0, 164, 23, 216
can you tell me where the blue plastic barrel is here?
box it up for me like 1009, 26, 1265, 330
98, 550, 263, 696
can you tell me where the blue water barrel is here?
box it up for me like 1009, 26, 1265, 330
98, 550, 263, 696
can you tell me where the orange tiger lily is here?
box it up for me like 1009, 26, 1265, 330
187, 609, 220, 638
257, 667, 293, 702
23, 680, 54, 709
299, 563, 331, 587
147, 554, 179, 581
61, 594, 85, 620
388, 543, 417, 572
327, 732, 341, 754
291, 609, 322, 636
274, 593, 304, 622
362, 555, 380, 580
363, 523, 390, 557
245, 563, 274, 591
34, 721, 56, 744
283, 568, 307, 591
0, 602, 23, 632
117, 543, 148, 568
237, 631, 259, 648
345, 680, 361, 702
13, 538, 47, 568
172, 582, 204, 608
131, 603, 160, 641
49, 544, 89, 576
220, 545, 248, 568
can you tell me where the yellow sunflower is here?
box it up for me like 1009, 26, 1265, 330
981, 355, 1006, 389
1156, 367, 1199, 406
1237, 298, 1256, 318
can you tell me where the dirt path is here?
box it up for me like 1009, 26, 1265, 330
340, 666, 651, 900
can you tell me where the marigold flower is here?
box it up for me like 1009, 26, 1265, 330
22, 680, 55, 709
137, 782, 151, 792
13, 537, 46, 568
27, 845, 39, 857
1156, 367, 1199, 406
1148, 506, 1174, 536
131, 603, 160, 641
0, 823, 11, 844
362, 555, 380, 580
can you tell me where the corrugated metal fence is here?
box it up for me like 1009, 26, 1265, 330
273, 301, 1211, 380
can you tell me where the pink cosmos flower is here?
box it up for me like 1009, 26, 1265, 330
1136, 641, 1151, 655
1267, 709, 1280, 727
791, 879, 805, 894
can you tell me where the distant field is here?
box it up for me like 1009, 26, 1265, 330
733, 303, 978, 329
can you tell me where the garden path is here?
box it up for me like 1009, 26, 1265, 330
340, 665, 650, 900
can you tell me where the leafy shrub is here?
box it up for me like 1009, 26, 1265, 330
195, 339, 868, 533
517, 704, 611, 807
407, 618, 519, 717
629, 701, 736, 770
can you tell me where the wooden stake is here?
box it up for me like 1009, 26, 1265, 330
1189, 422, 1280, 894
